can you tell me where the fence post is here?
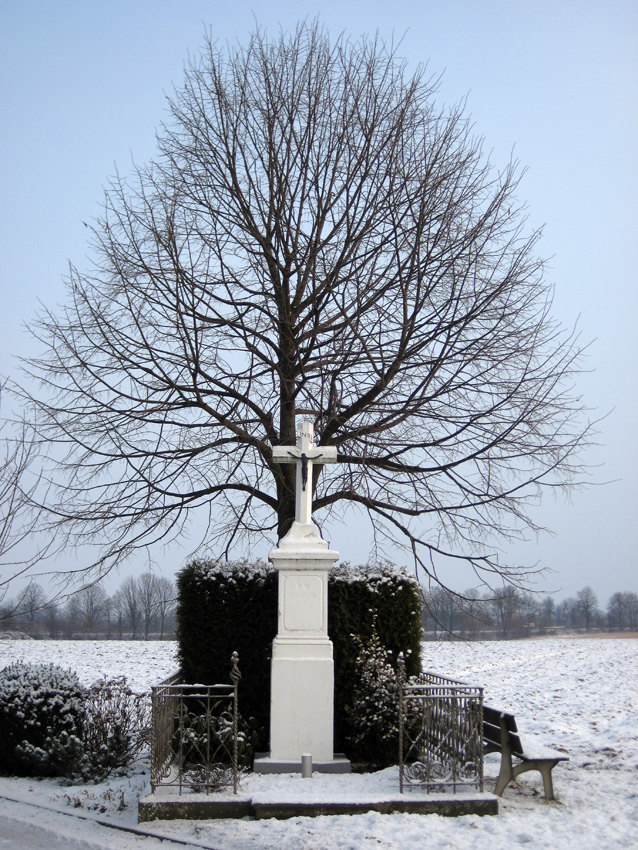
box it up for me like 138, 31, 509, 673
230, 652, 241, 795
397, 652, 406, 794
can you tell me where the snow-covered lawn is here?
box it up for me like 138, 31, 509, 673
0, 637, 636, 849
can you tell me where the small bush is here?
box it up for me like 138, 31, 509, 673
78, 677, 150, 781
344, 619, 404, 767
0, 664, 150, 781
0, 662, 86, 777
345, 622, 426, 769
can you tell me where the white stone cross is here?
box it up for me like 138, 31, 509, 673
272, 422, 337, 525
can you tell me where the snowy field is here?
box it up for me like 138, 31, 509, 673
0, 637, 636, 850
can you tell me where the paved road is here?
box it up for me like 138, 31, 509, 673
0, 816, 103, 850
0, 797, 216, 850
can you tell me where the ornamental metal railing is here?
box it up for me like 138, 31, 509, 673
151, 652, 241, 795
398, 656, 484, 794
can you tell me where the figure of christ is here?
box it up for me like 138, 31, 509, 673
271, 422, 337, 526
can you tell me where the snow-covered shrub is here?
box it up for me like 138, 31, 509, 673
345, 618, 407, 767
0, 664, 151, 781
78, 677, 150, 781
0, 661, 86, 777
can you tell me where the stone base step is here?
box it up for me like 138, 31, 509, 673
253, 754, 351, 774
138, 791, 498, 822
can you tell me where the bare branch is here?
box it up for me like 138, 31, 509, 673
17, 22, 592, 592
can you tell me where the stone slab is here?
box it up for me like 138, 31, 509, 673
252, 795, 498, 819
138, 795, 252, 822
138, 791, 498, 822
253, 755, 352, 774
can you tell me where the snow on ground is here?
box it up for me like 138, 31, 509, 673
0, 638, 180, 693
0, 637, 636, 850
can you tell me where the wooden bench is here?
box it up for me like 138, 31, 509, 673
482, 705, 568, 800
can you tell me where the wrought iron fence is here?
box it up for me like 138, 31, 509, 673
398, 656, 484, 793
151, 652, 241, 795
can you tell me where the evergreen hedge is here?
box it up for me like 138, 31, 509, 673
176, 559, 278, 749
175, 558, 423, 761
328, 563, 422, 755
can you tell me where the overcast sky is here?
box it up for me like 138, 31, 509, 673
1, 0, 636, 604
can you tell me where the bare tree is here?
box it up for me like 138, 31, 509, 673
625, 592, 638, 631
22, 22, 590, 590
101, 592, 114, 637
154, 576, 175, 639
0, 599, 19, 631
0, 400, 55, 605
608, 591, 638, 632
555, 596, 577, 628
16, 581, 46, 622
489, 585, 523, 638
66, 583, 108, 634
41, 599, 63, 638
575, 585, 599, 632
607, 592, 625, 631
456, 587, 487, 639
138, 571, 160, 640
519, 591, 539, 636
119, 575, 142, 638
539, 595, 555, 632
111, 589, 126, 639
422, 587, 459, 636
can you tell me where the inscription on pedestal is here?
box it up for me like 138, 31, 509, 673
283, 574, 323, 632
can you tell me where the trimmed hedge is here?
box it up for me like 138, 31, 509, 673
328, 563, 422, 755
176, 559, 278, 749
176, 559, 423, 762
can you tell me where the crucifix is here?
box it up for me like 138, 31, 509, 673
255, 419, 347, 774
272, 422, 337, 526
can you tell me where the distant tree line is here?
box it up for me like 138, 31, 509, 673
2, 574, 636, 641
0, 573, 176, 639
422, 585, 638, 639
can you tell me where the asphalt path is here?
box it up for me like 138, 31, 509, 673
0, 797, 222, 850
0, 815, 104, 850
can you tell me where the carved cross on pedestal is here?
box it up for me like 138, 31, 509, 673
272, 422, 337, 525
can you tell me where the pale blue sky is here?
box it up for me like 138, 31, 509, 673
1, 0, 636, 602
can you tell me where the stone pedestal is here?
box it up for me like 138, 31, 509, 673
253, 521, 349, 773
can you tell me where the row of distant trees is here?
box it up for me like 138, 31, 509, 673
2, 574, 636, 642
423, 585, 638, 639
0, 573, 176, 639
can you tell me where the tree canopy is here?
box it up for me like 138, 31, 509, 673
22, 22, 590, 588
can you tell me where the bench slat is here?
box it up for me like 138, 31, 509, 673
483, 706, 517, 732
508, 734, 524, 755
483, 727, 524, 755
483, 707, 523, 754
483, 723, 502, 746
